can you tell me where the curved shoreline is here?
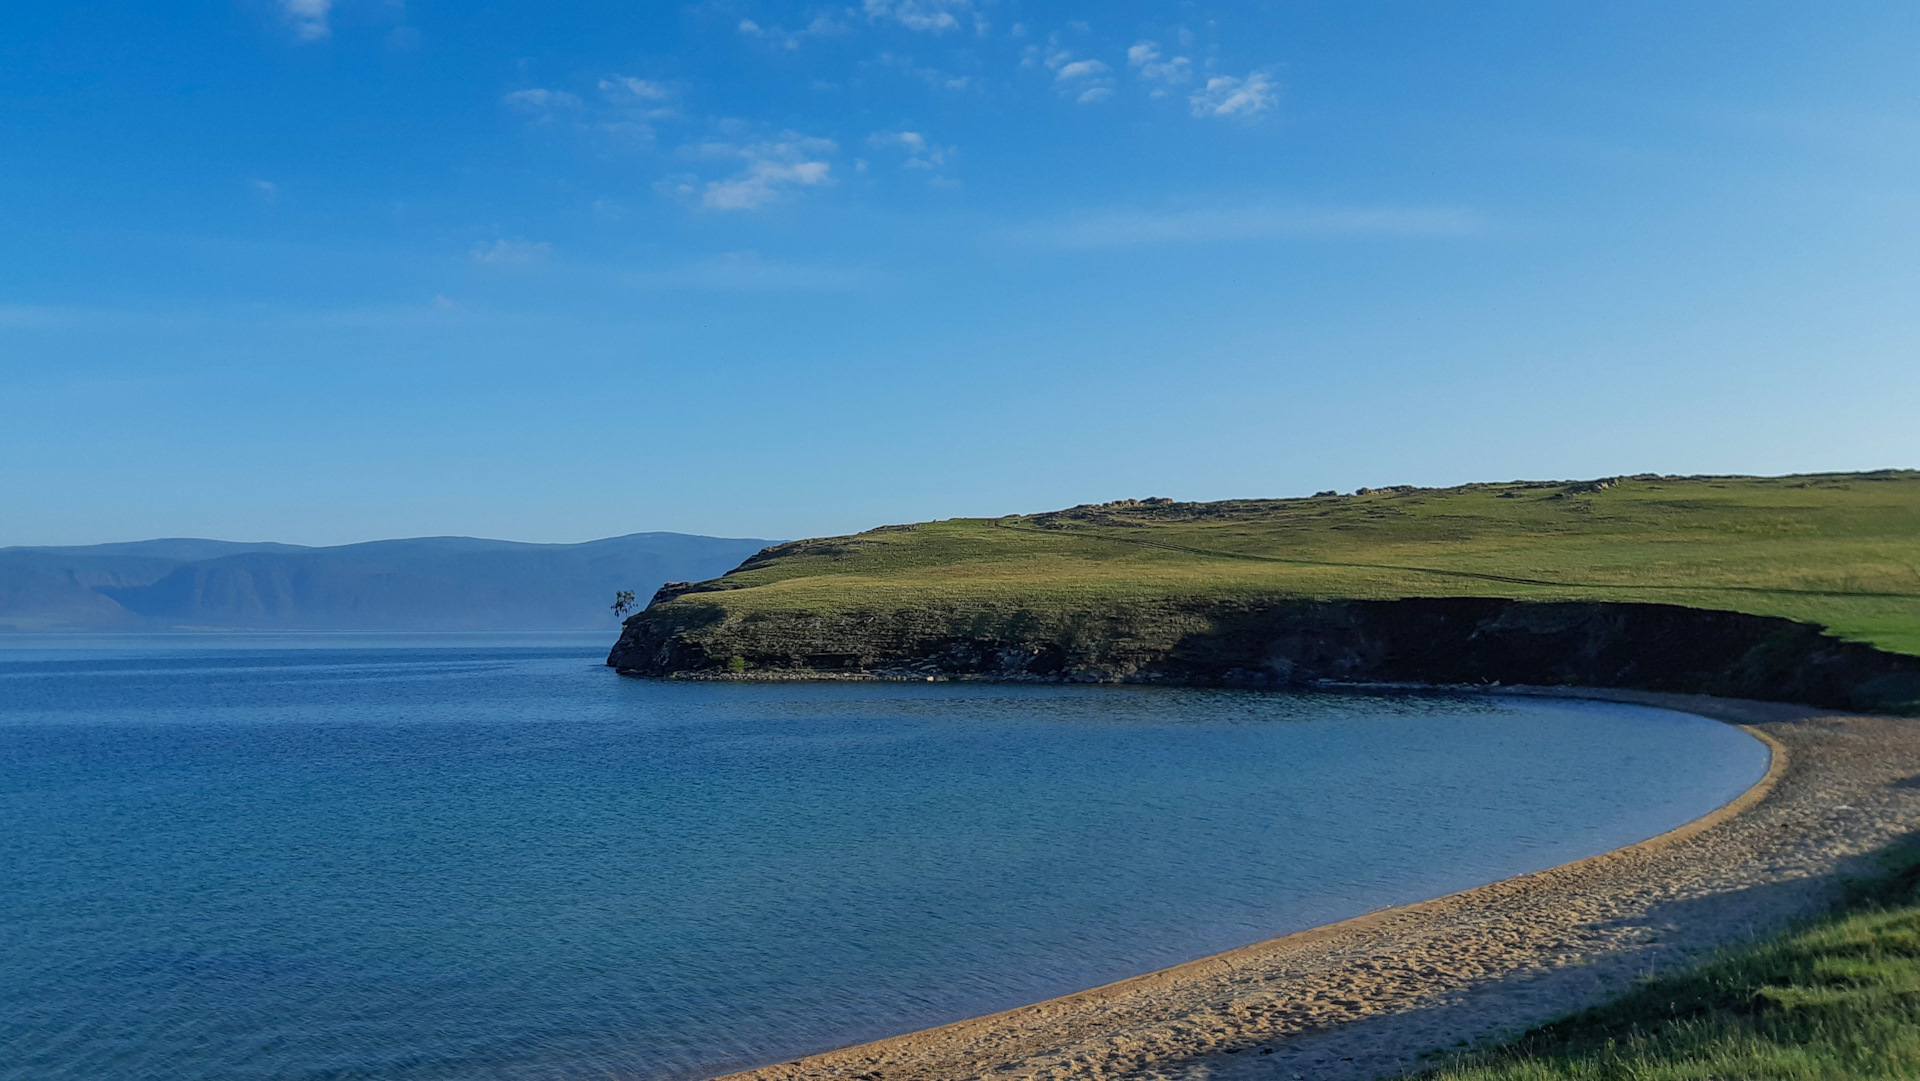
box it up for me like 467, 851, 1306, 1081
712, 688, 1920, 1081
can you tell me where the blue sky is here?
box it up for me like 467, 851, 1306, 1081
3, 1, 1917, 545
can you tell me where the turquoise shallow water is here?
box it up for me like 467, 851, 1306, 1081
0, 635, 1769, 1081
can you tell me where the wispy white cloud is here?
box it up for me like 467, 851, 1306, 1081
1044, 51, 1114, 104
591, 75, 678, 142
868, 130, 953, 170
599, 75, 672, 103
709, 160, 832, 209
500, 88, 583, 112
875, 52, 972, 92
867, 0, 989, 35
1128, 41, 1192, 96
470, 239, 553, 265
279, 0, 331, 42
1009, 204, 1485, 249
662, 133, 838, 211
1190, 72, 1278, 119
738, 14, 850, 49
502, 79, 675, 143
863, 0, 973, 33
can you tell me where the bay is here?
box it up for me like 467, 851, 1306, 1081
0, 635, 1769, 1080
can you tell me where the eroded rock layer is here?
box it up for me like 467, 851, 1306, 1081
608, 597, 1920, 713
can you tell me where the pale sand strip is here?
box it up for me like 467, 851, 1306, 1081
715, 690, 1920, 1081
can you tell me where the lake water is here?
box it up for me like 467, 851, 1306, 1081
0, 634, 1769, 1081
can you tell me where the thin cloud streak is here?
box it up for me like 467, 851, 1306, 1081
1008, 204, 1487, 249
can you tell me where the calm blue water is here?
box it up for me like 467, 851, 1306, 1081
0, 634, 1769, 1081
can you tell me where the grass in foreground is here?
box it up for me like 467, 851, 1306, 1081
1417, 847, 1920, 1080
674, 472, 1920, 656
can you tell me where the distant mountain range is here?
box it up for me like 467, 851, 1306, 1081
0, 533, 776, 632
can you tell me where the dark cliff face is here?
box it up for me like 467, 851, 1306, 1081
608, 596, 1920, 714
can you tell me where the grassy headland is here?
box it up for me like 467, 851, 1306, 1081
1421, 843, 1920, 1081
614, 472, 1920, 702
642, 471, 1920, 651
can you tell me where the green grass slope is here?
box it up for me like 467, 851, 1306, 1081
663, 472, 1920, 657
1419, 845, 1920, 1081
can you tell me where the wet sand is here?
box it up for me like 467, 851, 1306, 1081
714, 689, 1920, 1081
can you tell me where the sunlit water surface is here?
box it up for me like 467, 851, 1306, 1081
0, 634, 1769, 1080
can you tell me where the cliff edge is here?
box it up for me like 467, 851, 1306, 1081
608, 473, 1920, 712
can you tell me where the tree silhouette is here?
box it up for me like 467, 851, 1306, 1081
611, 590, 637, 620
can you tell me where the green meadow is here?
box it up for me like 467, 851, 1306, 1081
674, 471, 1920, 657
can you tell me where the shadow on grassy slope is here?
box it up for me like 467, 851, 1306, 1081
1414, 838, 1920, 1080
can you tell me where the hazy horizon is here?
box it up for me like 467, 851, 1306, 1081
5, 466, 1919, 550
0, 532, 777, 632
0, 529, 782, 552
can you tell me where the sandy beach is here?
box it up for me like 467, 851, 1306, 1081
717, 688, 1920, 1081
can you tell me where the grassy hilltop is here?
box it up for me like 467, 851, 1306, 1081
654, 471, 1920, 657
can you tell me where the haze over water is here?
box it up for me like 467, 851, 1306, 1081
0, 636, 1769, 1080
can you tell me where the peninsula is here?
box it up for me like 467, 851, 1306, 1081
609, 471, 1920, 713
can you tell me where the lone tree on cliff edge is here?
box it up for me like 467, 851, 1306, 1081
611, 590, 637, 620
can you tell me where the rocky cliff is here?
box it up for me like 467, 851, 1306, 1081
608, 596, 1920, 714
